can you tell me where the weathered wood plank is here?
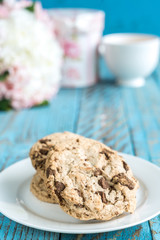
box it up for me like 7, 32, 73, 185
135, 78, 160, 240
121, 86, 150, 160
1, 81, 160, 239
0, 216, 12, 240
60, 222, 152, 240
150, 215, 160, 240
77, 84, 133, 154
0, 88, 82, 240
122, 78, 160, 240
0, 88, 81, 171
60, 83, 152, 240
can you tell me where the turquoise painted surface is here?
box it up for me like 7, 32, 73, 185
0, 73, 160, 239
40, 0, 160, 36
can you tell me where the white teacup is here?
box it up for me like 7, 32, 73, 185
99, 33, 160, 87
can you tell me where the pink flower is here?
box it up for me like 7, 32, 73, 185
34, 2, 52, 28
14, 1, 31, 10
0, 5, 10, 18
0, 1, 51, 25
0, 2, 62, 109
0, 1, 31, 18
0, 65, 59, 109
63, 41, 80, 59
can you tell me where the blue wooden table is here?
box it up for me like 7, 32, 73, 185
0, 73, 160, 239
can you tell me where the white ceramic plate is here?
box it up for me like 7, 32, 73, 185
0, 153, 160, 234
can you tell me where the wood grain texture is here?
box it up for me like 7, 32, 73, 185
65, 83, 152, 240
1, 79, 160, 239
121, 77, 160, 240
0, 88, 82, 240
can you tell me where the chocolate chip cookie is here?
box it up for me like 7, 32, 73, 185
29, 132, 79, 177
44, 134, 139, 220
30, 173, 58, 203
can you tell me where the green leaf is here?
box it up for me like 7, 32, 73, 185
25, 2, 35, 13
34, 100, 49, 108
0, 99, 12, 111
0, 0, 3, 4
37, 100, 49, 107
0, 71, 9, 82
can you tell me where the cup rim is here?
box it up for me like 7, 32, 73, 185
101, 33, 159, 46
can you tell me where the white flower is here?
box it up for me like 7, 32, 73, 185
0, 8, 62, 109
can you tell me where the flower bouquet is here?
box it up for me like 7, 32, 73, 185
0, 0, 62, 110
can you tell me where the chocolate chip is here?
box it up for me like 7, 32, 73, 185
96, 191, 108, 204
94, 168, 102, 177
75, 189, 83, 197
39, 148, 49, 155
123, 161, 129, 171
55, 181, 65, 194
39, 178, 44, 184
100, 149, 112, 160
98, 177, 109, 189
74, 204, 84, 208
35, 159, 46, 169
112, 173, 135, 190
47, 145, 55, 150
55, 192, 63, 202
32, 151, 39, 160
54, 182, 65, 203
108, 186, 114, 194
76, 139, 79, 142
46, 167, 55, 178
39, 139, 51, 144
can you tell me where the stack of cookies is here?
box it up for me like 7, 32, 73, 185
29, 132, 139, 221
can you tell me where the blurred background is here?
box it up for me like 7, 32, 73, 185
41, 0, 160, 35
40, 0, 160, 81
